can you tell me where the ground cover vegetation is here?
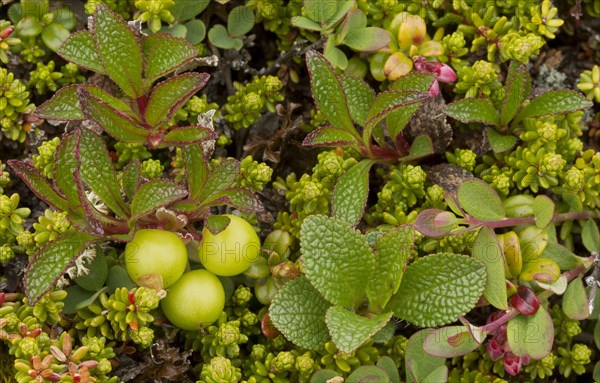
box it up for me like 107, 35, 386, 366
1, 0, 600, 382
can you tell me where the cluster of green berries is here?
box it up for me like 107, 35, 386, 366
577, 65, 600, 103
246, 0, 303, 51
85, 0, 132, 18
274, 149, 357, 237
134, 0, 175, 33
0, 193, 30, 263
0, 160, 10, 194
454, 60, 502, 99
114, 142, 152, 168
0, 67, 35, 142
32, 137, 60, 179
223, 75, 285, 130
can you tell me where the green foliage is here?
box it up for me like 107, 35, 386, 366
0, 67, 35, 142
135, 0, 175, 33
208, 6, 255, 50
577, 65, 600, 103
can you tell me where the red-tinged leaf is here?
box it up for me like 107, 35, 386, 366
390, 73, 436, 92
57, 30, 105, 74
78, 129, 129, 220
338, 75, 374, 127
6, 160, 69, 212
182, 144, 208, 200
142, 32, 199, 82
196, 159, 239, 202
302, 126, 360, 147
122, 160, 141, 201
444, 98, 499, 125
400, 135, 434, 162
92, 5, 143, 98
79, 87, 147, 143
204, 187, 263, 212
423, 326, 481, 358
130, 179, 188, 221
386, 102, 421, 141
306, 50, 357, 138
82, 84, 132, 114
145, 73, 210, 126
414, 209, 459, 238
513, 90, 593, 124
162, 125, 217, 147
35, 85, 84, 120
54, 132, 85, 219
364, 91, 427, 140
332, 159, 374, 227
25, 232, 99, 303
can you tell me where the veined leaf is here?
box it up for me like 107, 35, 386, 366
300, 215, 374, 308
92, 4, 143, 98
182, 144, 208, 200
57, 31, 105, 74
25, 232, 98, 303
338, 75, 374, 127
6, 160, 69, 212
131, 179, 188, 220
364, 91, 427, 140
35, 85, 84, 120
306, 50, 357, 138
302, 126, 360, 147
400, 135, 434, 162
500, 61, 527, 126
78, 129, 129, 220
122, 160, 141, 201
78, 88, 147, 143
487, 128, 517, 153
386, 102, 421, 141
444, 98, 498, 125
54, 132, 85, 221
457, 179, 505, 221
513, 90, 593, 124
390, 73, 436, 92
325, 307, 392, 353
142, 33, 199, 82
332, 159, 374, 227
389, 253, 486, 327
82, 85, 132, 114
367, 225, 414, 312
269, 277, 331, 350
162, 126, 216, 147
196, 159, 239, 202
145, 73, 210, 126
204, 187, 263, 212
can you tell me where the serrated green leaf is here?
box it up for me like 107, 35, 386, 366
367, 226, 414, 312
145, 73, 209, 126
25, 231, 98, 303
205, 187, 263, 212
507, 306, 553, 360
405, 329, 447, 383
41, 22, 71, 52
206, 215, 230, 236
131, 180, 188, 220
78, 129, 129, 219
338, 75, 374, 127
208, 24, 238, 50
162, 126, 216, 147
444, 98, 498, 125
346, 366, 390, 383
390, 73, 436, 92
582, 219, 600, 253
54, 133, 85, 221
304, 0, 338, 21
75, 251, 108, 292
386, 102, 422, 141
423, 326, 481, 358
540, 242, 582, 271
302, 126, 360, 147
332, 160, 374, 227
122, 160, 140, 201
563, 276, 589, 320
500, 61, 527, 126
513, 90, 593, 123
472, 227, 507, 310
196, 159, 239, 202
270, 277, 331, 350
343, 27, 390, 51
93, 5, 143, 98
185, 19, 206, 44
365, 91, 425, 135
487, 128, 517, 153
6, 161, 69, 212
57, 31, 105, 74
306, 50, 357, 138
83, 85, 132, 114
326, 307, 392, 353
35, 85, 84, 120
141, 33, 199, 82
228, 6, 254, 37
457, 179, 505, 221
401, 135, 434, 162
389, 253, 486, 327
182, 144, 208, 200
532, 195, 554, 228
170, 0, 209, 21
300, 215, 374, 308
78, 88, 147, 143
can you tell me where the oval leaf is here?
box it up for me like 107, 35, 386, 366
472, 227, 508, 309
35, 85, 84, 120
131, 179, 188, 220
423, 326, 481, 358
332, 160, 374, 227
228, 6, 254, 37
142, 33, 199, 82
444, 98, 498, 125
533, 195, 555, 228
457, 179, 505, 221
563, 276, 590, 320
514, 90, 593, 123
507, 306, 553, 360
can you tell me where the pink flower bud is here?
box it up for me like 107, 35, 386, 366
437, 63, 457, 83
486, 338, 505, 361
504, 352, 522, 376
428, 80, 440, 97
